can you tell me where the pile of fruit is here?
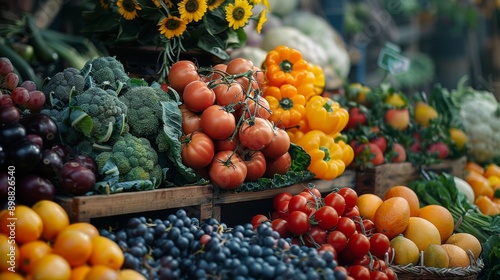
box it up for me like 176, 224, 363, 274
463, 162, 500, 215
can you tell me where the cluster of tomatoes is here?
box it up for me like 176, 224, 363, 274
0, 200, 144, 279
167, 58, 292, 190
251, 187, 397, 280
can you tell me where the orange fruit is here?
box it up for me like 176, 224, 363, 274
475, 195, 500, 215
440, 244, 471, 268
83, 265, 119, 280
31, 200, 70, 242
70, 265, 91, 280
0, 205, 43, 244
59, 223, 99, 239
466, 171, 494, 199
19, 240, 52, 274
445, 233, 482, 259
89, 236, 124, 270
53, 230, 93, 267
390, 235, 420, 265
383, 185, 420, 216
414, 101, 438, 127
423, 243, 449, 268
484, 163, 500, 178
418, 204, 455, 243
0, 234, 19, 272
465, 162, 485, 175
356, 193, 383, 221
373, 197, 411, 239
118, 269, 148, 280
30, 253, 71, 280
403, 217, 442, 251
0, 272, 25, 280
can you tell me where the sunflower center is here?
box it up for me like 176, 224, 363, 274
166, 18, 181, 30
186, 0, 199, 12
123, 0, 136, 12
232, 7, 246, 21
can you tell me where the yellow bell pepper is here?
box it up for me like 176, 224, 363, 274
305, 96, 349, 134
263, 45, 309, 87
309, 63, 325, 95
264, 84, 306, 129
296, 130, 346, 180
331, 132, 355, 167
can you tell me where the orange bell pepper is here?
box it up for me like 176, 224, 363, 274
465, 171, 494, 199
263, 45, 309, 87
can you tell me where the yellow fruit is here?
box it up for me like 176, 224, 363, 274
19, 240, 52, 274
385, 93, 406, 107
84, 265, 119, 280
118, 269, 148, 280
403, 217, 442, 251
70, 265, 91, 280
423, 243, 449, 268
30, 253, 71, 280
0, 272, 25, 280
449, 128, 467, 150
89, 236, 124, 270
440, 244, 471, 268
356, 193, 383, 221
374, 197, 411, 239
445, 233, 482, 259
390, 235, 420, 266
414, 101, 439, 127
0, 233, 19, 273
53, 230, 93, 267
383, 185, 420, 217
0, 205, 43, 244
418, 205, 455, 243
32, 200, 70, 242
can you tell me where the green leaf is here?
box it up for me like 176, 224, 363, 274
69, 107, 93, 136
236, 170, 315, 192
289, 143, 311, 172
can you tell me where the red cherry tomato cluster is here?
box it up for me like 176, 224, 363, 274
167, 58, 292, 190
251, 187, 397, 280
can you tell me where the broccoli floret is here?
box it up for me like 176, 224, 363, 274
43, 67, 85, 105
94, 133, 163, 187
119, 86, 171, 139
82, 56, 130, 89
71, 87, 128, 144
41, 107, 83, 146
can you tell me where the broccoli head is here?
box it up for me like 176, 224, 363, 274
82, 56, 130, 89
94, 133, 163, 187
71, 87, 128, 144
119, 86, 171, 139
43, 67, 85, 106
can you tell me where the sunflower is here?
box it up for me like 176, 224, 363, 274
99, 0, 110, 9
178, 0, 208, 23
152, 0, 174, 9
117, 0, 142, 20
158, 15, 188, 39
256, 9, 267, 34
225, 0, 253, 30
207, 0, 224, 11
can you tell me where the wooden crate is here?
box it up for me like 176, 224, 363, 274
355, 156, 467, 198
54, 185, 214, 223
212, 170, 356, 222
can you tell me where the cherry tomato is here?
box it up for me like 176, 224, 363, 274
369, 233, 391, 259
180, 105, 201, 134
271, 218, 291, 238
303, 226, 327, 247
383, 268, 396, 280
286, 210, 310, 236
351, 255, 370, 266
336, 217, 356, 239
276, 200, 290, 220
252, 66, 265, 89
226, 57, 254, 75
302, 187, 322, 199
168, 60, 200, 93
347, 265, 370, 280
338, 187, 358, 211
182, 80, 215, 112
240, 149, 266, 182
317, 244, 336, 257
370, 270, 389, 280
208, 150, 247, 190
323, 192, 346, 215
213, 81, 245, 108
314, 205, 339, 230
326, 230, 348, 252
346, 233, 370, 259
251, 214, 269, 230
241, 95, 271, 119
288, 195, 308, 213
273, 192, 292, 210
208, 63, 227, 81
213, 135, 238, 152
261, 126, 290, 159
264, 152, 292, 177
200, 105, 236, 140
181, 131, 214, 169
343, 205, 360, 220
238, 117, 273, 151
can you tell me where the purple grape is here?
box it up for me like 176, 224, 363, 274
20, 80, 36, 91
11, 87, 30, 106
26, 90, 46, 112
4, 72, 19, 90
0, 57, 14, 76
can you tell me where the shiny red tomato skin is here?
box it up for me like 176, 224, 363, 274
181, 131, 214, 169
238, 117, 273, 151
264, 152, 292, 177
261, 127, 290, 159
200, 105, 236, 140
240, 150, 267, 182
182, 80, 215, 113
208, 150, 247, 190
168, 60, 200, 93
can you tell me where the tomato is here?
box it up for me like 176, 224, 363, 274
276, 200, 290, 219
182, 80, 215, 113
208, 63, 228, 81
343, 206, 361, 220
181, 132, 215, 169
323, 192, 346, 215
238, 117, 273, 150
261, 126, 290, 159
326, 230, 347, 252
213, 135, 238, 152
273, 192, 292, 210
208, 150, 247, 190
390, 142, 407, 163
213, 81, 245, 108
226, 57, 254, 75
369, 233, 391, 259
351, 255, 370, 266
372, 259, 388, 271
264, 152, 292, 177
271, 218, 291, 238
303, 226, 327, 247
355, 142, 384, 166
347, 265, 370, 280
335, 217, 356, 239
251, 214, 269, 229
240, 149, 266, 182
288, 194, 308, 213
241, 95, 271, 119
200, 105, 236, 140
383, 268, 397, 280
338, 187, 358, 211
286, 210, 310, 236
302, 187, 322, 199
313, 205, 339, 230
346, 233, 370, 259
180, 105, 201, 134
317, 244, 336, 257
252, 66, 265, 89
167, 60, 200, 93
356, 218, 376, 236
370, 270, 389, 280
344, 107, 367, 131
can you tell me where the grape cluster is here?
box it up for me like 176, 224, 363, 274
0, 57, 45, 112
100, 209, 347, 280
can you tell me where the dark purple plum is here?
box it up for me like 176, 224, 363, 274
26, 134, 44, 149
20, 113, 59, 148
72, 154, 97, 175
51, 143, 71, 161
37, 149, 64, 179
60, 161, 96, 195
18, 175, 55, 206
0, 104, 21, 124
7, 139, 42, 174
0, 122, 26, 147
